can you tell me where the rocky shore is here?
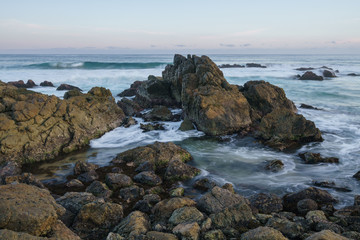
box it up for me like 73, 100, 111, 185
0, 54, 358, 239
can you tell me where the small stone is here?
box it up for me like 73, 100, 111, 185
170, 187, 185, 197
201, 218, 212, 232
106, 232, 124, 240
105, 173, 133, 190
306, 210, 327, 225
179, 119, 195, 131
203, 229, 226, 240
354, 195, 360, 206
66, 179, 84, 188
249, 193, 283, 214
305, 230, 348, 240
173, 222, 200, 240
169, 207, 204, 225
222, 183, 235, 193
140, 123, 165, 132
77, 170, 99, 183
73, 161, 98, 175
40, 81, 54, 87
123, 116, 137, 128
118, 186, 145, 202
86, 180, 113, 198
113, 211, 150, 238
135, 161, 154, 172
265, 159, 284, 172
146, 231, 178, 240
133, 171, 162, 186
193, 178, 216, 192
299, 152, 339, 164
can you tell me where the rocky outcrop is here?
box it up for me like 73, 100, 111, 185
56, 84, 82, 91
299, 152, 339, 164
299, 71, 324, 80
218, 64, 245, 68
40, 81, 54, 87
118, 81, 143, 97
0, 83, 125, 164
8, 80, 37, 88
246, 63, 267, 68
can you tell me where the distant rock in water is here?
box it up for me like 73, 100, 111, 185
299, 152, 339, 164
0, 82, 124, 164
56, 83, 82, 91
8, 80, 37, 88
348, 73, 360, 76
299, 71, 324, 80
295, 67, 315, 71
300, 103, 322, 110
246, 63, 267, 68
218, 64, 245, 68
40, 81, 54, 87
323, 69, 337, 78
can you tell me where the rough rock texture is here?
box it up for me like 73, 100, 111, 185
85, 180, 113, 198
0, 229, 46, 239
305, 230, 349, 240
299, 152, 339, 164
118, 80, 143, 97
8, 80, 37, 88
164, 158, 200, 182
40, 81, 54, 87
0, 184, 65, 236
152, 197, 196, 220
264, 160, 284, 172
146, 231, 178, 240
56, 84, 82, 91
0, 83, 124, 164
203, 230, 226, 240
250, 193, 283, 214
117, 98, 143, 116
114, 211, 150, 239
240, 226, 288, 240
266, 217, 304, 239
300, 71, 324, 80
169, 207, 204, 225
133, 171, 162, 186
105, 173, 133, 190
323, 70, 337, 78
143, 105, 173, 121
172, 222, 200, 240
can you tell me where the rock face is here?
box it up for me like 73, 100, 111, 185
0, 184, 65, 236
0, 83, 124, 164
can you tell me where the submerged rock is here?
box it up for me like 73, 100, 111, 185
140, 122, 165, 132
299, 152, 339, 164
218, 63, 245, 68
323, 69, 337, 78
299, 71, 324, 80
246, 63, 267, 68
179, 118, 195, 131
300, 103, 322, 110
73, 161, 99, 175
264, 159, 284, 172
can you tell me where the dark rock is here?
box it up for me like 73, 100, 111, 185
152, 197, 196, 220
140, 123, 165, 132
316, 221, 344, 234
40, 81, 54, 87
133, 171, 162, 186
105, 173, 133, 190
2, 172, 45, 188
179, 118, 195, 131
297, 198, 318, 215
249, 193, 283, 214
86, 180, 113, 198
203, 229, 226, 240
111, 167, 123, 173
164, 158, 200, 182
348, 73, 360, 76
283, 187, 337, 213
8, 80, 37, 88
342, 231, 360, 239
246, 63, 267, 68
295, 67, 315, 71
143, 105, 173, 121
353, 171, 360, 180
66, 179, 84, 188
63, 89, 83, 99
313, 181, 351, 192
133, 194, 161, 214
193, 178, 216, 192
118, 81, 143, 97
119, 186, 144, 202
56, 192, 96, 216
170, 187, 185, 197
146, 231, 178, 240
222, 183, 235, 193
123, 116, 137, 128
117, 98, 143, 116
135, 161, 154, 172
218, 64, 245, 68
56, 84, 82, 91
299, 71, 324, 80
265, 159, 284, 172
73, 161, 99, 175
169, 206, 204, 225
77, 170, 98, 183
266, 217, 304, 239
241, 226, 287, 240
355, 195, 360, 206
299, 152, 339, 164
323, 69, 337, 78
300, 103, 322, 110
0, 161, 21, 179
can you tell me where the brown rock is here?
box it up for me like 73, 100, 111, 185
40, 81, 54, 87
152, 197, 196, 220
241, 226, 287, 240
305, 230, 349, 240
299, 71, 324, 80
56, 84, 82, 91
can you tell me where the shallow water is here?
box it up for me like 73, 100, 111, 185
1, 54, 360, 207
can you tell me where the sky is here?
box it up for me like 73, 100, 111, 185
1, 0, 360, 54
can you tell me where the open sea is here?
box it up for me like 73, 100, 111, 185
1, 54, 360, 207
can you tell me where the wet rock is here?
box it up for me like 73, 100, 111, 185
77, 170, 99, 183
348, 73, 360, 76
106, 232, 124, 240
1, 172, 45, 188
179, 119, 195, 131
197, 186, 248, 214
296, 67, 315, 71
123, 116, 137, 128
73, 161, 99, 175
241, 226, 287, 240
118, 81, 143, 97
342, 231, 360, 239
56, 84, 82, 91
86, 180, 113, 198
0, 83, 124, 164
0, 184, 65, 236
250, 193, 283, 214
203, 229, 226, 240
170, 187, 185, 197
193, 178, 216, 192
306, 210, 328, 225
316, 221, 344, 234
113, 211, 150, 239
140, 122, 165, 132
355, 195, 360, 206
169, 207, 204, 225
72, 201, 123, 240
264, 159, 284, 172
300, 103, 322, 110
135, 161, 154, 172
118, 185, 144, 202
40, 81, 54, 87
143, 105, 173, 121
66, 179, 84, 188
8, 80, 37, 88
299, 152, 339, 164
146, 231, 178, 240
105, 173, 133, 190
218, 63, 245, 68
132, 194, 160, 214
297, 198, 319, 215
246, 63, 267, 68
313, 181, 351, 192
64, 89, 83, 99
283, 187, 337, 213
353, 171, 360, 180
323, 69, 337, 77
0, 161, 21, 179
222, 183, 235, 193
111, 167, 123, 173
173, 222, 200, 240
152, 197, 196, 220
299, 71, 324, 80
114, 142, 192, 169
117, 98, 143, 116
133, 171, 162, 186
266, 217, 304, 239
164, 158, 200, 182
305, 230, 348, 240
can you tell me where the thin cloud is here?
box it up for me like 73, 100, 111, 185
175, 44, 186, 48
220, 43, 236, 48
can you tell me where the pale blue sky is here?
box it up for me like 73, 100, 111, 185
1, 0, 360, 53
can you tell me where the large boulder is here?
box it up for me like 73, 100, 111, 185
0, 83, 124, 164
113, 211, 150, 239
0, 184, 65, 236
249, 193, 283, 214
241, 226, 287, 240
299, 71, 324, 80
152, 197, 196, 220
305, 230, 349, 240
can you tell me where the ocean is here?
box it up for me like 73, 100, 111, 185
1, 54, 360, 207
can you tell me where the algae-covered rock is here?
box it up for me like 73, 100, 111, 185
152, 197, 196, 220
114, 211, 150, 239
241, 226, 288, 240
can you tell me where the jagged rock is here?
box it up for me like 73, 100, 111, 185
299, 71, 324, 80
66, 179, 84, 188
355, 195, 360, 206
118, 186, 144, 202
299, 152, 339, 164
152, 197, 196, 220
173, 222, 200, 240
169, 207, 204, 225
0, 83, 124, 164
353, 171, 360, 180
118, 81, 143, 97
218, 64, 245, 68
266, 217, 304, 239
72, 201, 123, 239
113, 211, 150, 239
246, 63, 267, 68
64, 89, 83, 99
123, 117, 137, 128
203, 229, 226, 240
146, 231, 178, 240
193, 178, 216, 192
179, 119, 195, 131
323, 70, 337, 77
197, 186, 249, 214
49, 220, 81, 240
105, 173, 133, 190
305, 230, 348, 240
133, 171, 162, 186
113, 142, 192, 169
56, 84, 82, 91
297, 198, 319, 215
117, 98, 143, 116
283, 187, 337, 213
8, 80, 37, 88
140, 123, 165, 132
264, 160, 284, 172
1, 172, 45, 188
249, 193, 283, 214
143, 105, 173, 121
40, 81, 54, 87
77, 170, 98, 183
164, 158, 200, 182
0, 184, 65, 236
240, 226, 287, 240
316, 221, 344, 234
0, 161, 21, 179
300, 103, 322, 110
86, 180, 113, 198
